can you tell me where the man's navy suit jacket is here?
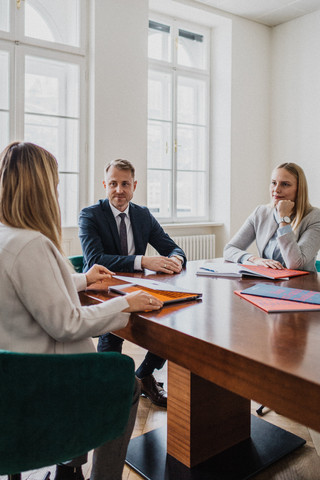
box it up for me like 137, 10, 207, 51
79, 199, 186, 273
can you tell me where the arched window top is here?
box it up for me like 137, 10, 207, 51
25, 0, 81, 48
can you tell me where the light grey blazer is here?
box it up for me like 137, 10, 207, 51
0, 224, 130, 354
224, 205, 320, 272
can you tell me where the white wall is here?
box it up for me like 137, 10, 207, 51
271, 10, 320, 209
81, 2, 320, 260
63, 0, 272, 256
208, 15, 271, 255
90, 0, 149, 206
147, 0, 272, 257
63, 0, 149, 255
228, 17, 271, 250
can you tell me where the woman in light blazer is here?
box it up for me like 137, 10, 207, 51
0, 142, 163, 480
224, 163, 320, 272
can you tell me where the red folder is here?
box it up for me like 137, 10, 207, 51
238, 265, 309, 280
234, 290, 320, 313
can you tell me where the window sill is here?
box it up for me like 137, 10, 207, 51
62, 222, 224, 231
161, 222, 223, 228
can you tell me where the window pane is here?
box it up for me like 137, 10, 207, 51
147, 170, 171, 218
177, 76, 206, 125
178, 28, 207, 70
0, 50, 9, 151
148, 20, 171, 62
0, 50, 9, 109
177, 125, 206, 171
148, 120, 172, 169
25, 56, 79, 117
148, 16, 210, 223
24, 114, 79, 172
0, 112, 9, 152
177, 171, 206, 218
148, 70, 172, 121
25, 55, 80, 228
25, 0, 81, 47
0, 0, 9, 32
58, 173, 79, 226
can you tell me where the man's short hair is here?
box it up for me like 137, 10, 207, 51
105, 159, 135, 178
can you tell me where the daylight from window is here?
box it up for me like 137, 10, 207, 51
0, 0, 84, 227
147, 17, 210, 222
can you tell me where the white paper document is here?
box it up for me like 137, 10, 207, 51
196, 263, 242, 278
113, 275, 201, 294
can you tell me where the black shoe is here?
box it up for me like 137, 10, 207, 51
137, 374, 167, 408
54, 465, 84, 480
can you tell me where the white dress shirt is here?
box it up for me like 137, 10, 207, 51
109, 203, 143, 270
240, 209, 290, 265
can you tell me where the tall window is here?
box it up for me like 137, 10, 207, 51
148, 15, 210, 222
0, 0, 86, 226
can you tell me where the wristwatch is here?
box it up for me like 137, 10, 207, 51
279, 216, 291, 224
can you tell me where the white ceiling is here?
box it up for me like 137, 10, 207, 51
194, 0, 320, 26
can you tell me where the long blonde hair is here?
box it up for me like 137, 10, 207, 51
275, 162, 312, 230
0, 142, 63, 253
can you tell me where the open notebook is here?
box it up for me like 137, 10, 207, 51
197, 263, 309, 280
109, 275, 202, 305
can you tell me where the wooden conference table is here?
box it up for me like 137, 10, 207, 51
80, 261, 320, 480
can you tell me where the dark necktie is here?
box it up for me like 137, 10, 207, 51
119, 213, 128, 256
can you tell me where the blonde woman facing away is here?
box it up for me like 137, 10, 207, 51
224, 163, 320, 272
0, 142, 163, 480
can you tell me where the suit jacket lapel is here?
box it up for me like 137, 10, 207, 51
129, 204, 143, 254
102, 199, 122, 254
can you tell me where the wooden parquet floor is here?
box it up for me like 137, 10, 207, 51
2, 342, 320, 480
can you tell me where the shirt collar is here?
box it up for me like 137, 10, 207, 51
109, 202, 130, 219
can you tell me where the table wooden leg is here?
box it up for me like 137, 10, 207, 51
126, 361, 305, 480
167, 361, 251, 467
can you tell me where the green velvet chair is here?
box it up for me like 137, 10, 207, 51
316, 260, 320, 272
0, 350, 135, 480
68, 255, 84, 273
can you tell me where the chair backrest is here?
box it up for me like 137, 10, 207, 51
0, 350, 135, 475
316, 260, 320, 272
68, 255, 84, 273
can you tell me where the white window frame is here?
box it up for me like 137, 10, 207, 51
148, 13, 211, 224
0, 0, 87, 227
0, 40, 15, 142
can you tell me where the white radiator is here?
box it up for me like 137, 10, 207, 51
146, 234, 215, 261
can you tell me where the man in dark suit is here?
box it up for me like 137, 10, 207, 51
79, 159, 186, 407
